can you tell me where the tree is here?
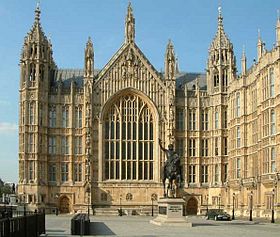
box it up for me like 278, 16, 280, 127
0, 178, 13, 200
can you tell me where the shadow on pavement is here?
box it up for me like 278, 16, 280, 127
46, 229, 66, 232
192, 223, 218, 227
90, 222, 116, 235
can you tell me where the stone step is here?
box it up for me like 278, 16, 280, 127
93, 207, 158, 216
94, 208, 119, 216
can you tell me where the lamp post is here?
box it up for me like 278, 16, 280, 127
232, 193, 235, 220
249, 191, 253, 221
23, 194, 26, 216
271, 189, 275, 223
218, 194, 221, 210
86, 186, 91, 217
206, 194, 209, 216
151, 198, 154, 217
119, 195, 122, 216
55, 194, 59, 216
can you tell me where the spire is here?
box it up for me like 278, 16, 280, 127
21, 4, 52, 62
210, 6, 231, 50
218, 6, 223, 32
84, 37, 94, 78
125, 2, 135, 44
175, 55, 180, 74
165, 40, 176, 80
207, 6, 236, 94
241, 45, 247, 76
35, 2, 41, 24
276, 9, 280, 47
24, 3, 47, 43
257, 29, 264, 61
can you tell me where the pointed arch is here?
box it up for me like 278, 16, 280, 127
59, 195, 71, 213
186, 197, 198, 215
100, 88, 159, 181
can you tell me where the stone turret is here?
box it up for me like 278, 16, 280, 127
20, 3, 55, 90
18, 4, 56, 204
207, 7, 236, 94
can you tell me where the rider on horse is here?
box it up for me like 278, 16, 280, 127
159, 139, 182, 197
159, 139, 178, 173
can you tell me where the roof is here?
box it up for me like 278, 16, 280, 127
52, 69, 99, 87
176, 72, 207, 90
52, 68, 207, 90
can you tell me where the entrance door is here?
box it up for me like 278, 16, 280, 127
59, 196, 70, 213
186, 197, 198, 215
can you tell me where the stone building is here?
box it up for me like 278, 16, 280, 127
18, 3, 280, 218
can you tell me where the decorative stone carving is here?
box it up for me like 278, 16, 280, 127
165, 40, 176, 80
125, 3, 135, 43
85, 37, 94, 77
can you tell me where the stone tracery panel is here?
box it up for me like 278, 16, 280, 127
104, 93, 154, 181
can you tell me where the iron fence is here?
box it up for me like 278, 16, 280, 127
0, 212, 45, 237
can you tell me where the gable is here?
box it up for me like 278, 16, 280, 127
94, 42, 165, 89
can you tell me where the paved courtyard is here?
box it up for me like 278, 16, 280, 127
44, 214, 280, 237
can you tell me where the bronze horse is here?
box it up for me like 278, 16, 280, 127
162, 153, 182, 197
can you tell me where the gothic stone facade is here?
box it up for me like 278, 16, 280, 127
18, 4, 280, 218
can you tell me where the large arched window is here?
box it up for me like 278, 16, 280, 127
104, 94, 154, 181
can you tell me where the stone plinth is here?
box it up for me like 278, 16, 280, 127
150, 198, 192, 227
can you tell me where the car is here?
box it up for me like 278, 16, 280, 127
206, 209, 231, 221
214, 212, 231, 221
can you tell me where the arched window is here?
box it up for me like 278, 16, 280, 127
236, 126, 241, 148
75, 106, 83, 128
28, 101, 35, 125
271, 110, 276, 135
29, 64, 36, 81
48, 105, 56, 128
215, 111, 219, 129
214, 73, 219, 87
236, 92, 240, 117
271, 147, 276, 173
104, 94, 154, 181
269, 68, 274, 97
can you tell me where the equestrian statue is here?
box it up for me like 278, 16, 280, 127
159, 139, 182, 198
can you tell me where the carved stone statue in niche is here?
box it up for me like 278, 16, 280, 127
85, 160, 90, 176
86, 103, 91, 118
86, 55, 93, 77
168, 59, 175, 80
121, 61, 127, 78
85, 130, 91, 155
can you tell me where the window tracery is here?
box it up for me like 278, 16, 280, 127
104, 94, 154, 180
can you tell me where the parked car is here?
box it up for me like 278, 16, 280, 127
206, 209, 231, 221
214, 212, 231, 221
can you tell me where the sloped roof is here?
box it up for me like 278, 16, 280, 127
52, 69, 99, 87
176, 72, 207, 90
52, 68, 206, 90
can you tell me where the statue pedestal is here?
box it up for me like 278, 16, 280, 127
150, 198, 192, 227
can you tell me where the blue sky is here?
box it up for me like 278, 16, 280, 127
0, 0, 279, 183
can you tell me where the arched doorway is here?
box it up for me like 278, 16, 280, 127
186, 197, 198, 215
59, 196, 71, 213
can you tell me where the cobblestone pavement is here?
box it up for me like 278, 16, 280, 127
43, 214, 280, 237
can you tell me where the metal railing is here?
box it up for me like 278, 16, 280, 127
0, 212, 45, 237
